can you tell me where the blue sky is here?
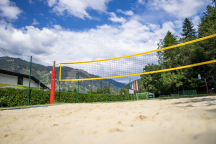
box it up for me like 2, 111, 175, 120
0, 0, 214, 83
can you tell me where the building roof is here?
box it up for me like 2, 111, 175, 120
0, 69, 50, 90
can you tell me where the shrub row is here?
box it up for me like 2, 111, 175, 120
0, 88, 50, 107
0, 88, 137, 107
55, 91, 136, 103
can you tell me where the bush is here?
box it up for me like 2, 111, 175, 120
57, 92, 126, 103
30, 89, 50, 105
138, 93, 147, 100
0, 88, 135, 107
0, 88, 50, 107
0, 88, 28, 107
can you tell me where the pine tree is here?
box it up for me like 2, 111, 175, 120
181, 18, 196, 39
197, 5, 216, 77
163, 31, 177, 47
161, 31, 178, 68
198, 5, 216, 38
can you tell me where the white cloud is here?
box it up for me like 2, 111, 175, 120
32, 18, 40, 25
192, 15, 200, 31
148, 24, 160, 31
117, 9, 134, 16
0, 0, 210, 81
148, 0, 208, 18
137, 0, 145, 4
47, 0, 111, 19
0, 0, 22, 20
108, 12, 126, 23
0, 17, 177, 76
153, 22, 176, 40
0, 19, 178, 82
174, 20, 183, 29
47, 0, 57, 7
53, 25, 62, 30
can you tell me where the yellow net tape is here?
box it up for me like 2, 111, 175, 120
59, 33, 216, 81
60, 60, 216, 81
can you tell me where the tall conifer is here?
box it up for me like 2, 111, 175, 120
181, 18, 196, 39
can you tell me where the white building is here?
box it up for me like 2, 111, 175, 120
0, 69, 49, 90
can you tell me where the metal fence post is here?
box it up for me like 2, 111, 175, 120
78, 72, 79, 103
28, 56, 32, 105
59, 81, 60, 102
109, 82, 111, 102
117, 83, 118, 101
101, 80, 102, 102
128, 83, 129, 100
91, 80, 92, 102
123, 84, 124, 101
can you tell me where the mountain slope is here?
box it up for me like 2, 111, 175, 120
0, 57, 125, 92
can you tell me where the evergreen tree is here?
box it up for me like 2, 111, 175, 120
197, 5, 216, 78
73, 88, 77, 93
158, 31, 178, 68
163, 31, 177, 47
181, 18, 196, 39
142, 31, 188, 94
198, 5, 216, 38
140, 5, 216, 95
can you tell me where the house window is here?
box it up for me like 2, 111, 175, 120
18, 76, 23, 85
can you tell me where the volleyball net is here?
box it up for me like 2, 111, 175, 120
59, 34, 216, 82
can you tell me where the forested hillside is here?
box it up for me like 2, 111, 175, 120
0, 57, 124, 93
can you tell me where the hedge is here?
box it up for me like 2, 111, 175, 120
0, 88, 50, 107
0, 88, 137, 107
56, 92, 131, 103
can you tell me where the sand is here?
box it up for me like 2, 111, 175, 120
0, 96, 216, 144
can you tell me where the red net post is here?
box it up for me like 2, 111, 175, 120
50, 61, 56, 104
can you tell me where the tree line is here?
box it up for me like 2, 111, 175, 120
141, 4, 216, 95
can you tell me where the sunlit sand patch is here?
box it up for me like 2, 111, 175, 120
0, 96, 216, 144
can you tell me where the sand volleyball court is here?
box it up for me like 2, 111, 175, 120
0, 96, 216, 144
